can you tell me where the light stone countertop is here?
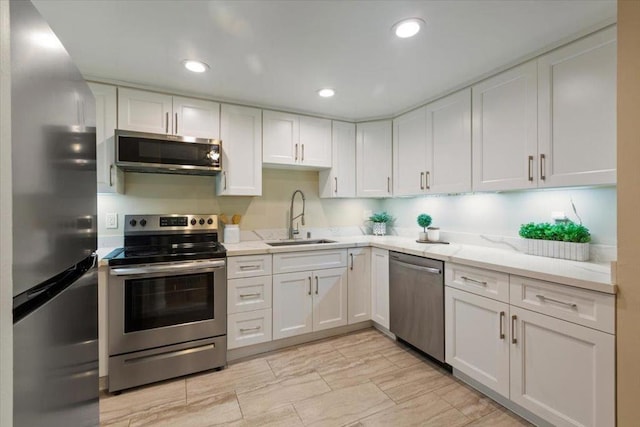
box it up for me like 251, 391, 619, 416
223, 236, 616, 295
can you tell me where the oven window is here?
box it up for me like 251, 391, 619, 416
124, 272, 214, 333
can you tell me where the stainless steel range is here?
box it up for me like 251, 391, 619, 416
107, 214, 227, 393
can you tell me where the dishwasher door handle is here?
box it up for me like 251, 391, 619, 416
390, 259, 441, 275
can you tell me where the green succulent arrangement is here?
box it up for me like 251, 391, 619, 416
417, 214, 432, 232
369, 211, 393, 223
519, 222, 591, 243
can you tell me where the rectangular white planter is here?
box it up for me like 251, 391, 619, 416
524, 239, 590, 262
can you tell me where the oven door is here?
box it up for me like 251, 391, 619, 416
108, 259, 226, 356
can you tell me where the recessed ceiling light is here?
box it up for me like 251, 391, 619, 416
317, 88, 335, 98
183, 60, 210, 73
393, 18, 424, 38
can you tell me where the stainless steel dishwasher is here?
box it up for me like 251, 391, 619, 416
389, 251, 445, 363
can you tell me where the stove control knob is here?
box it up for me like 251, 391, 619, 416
199, 218, 205, 225
139, 219, 147, 227
190, 218, 197, 226
207, 218, 213, 225
129, 219, 137, 227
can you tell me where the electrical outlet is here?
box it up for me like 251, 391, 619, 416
551, 211, 567, 221
105, 213, 118, 229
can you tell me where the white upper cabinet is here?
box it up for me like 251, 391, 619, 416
173, 96, 221, 139
472, 61, 538, 192
88, 82, 123, 194
356, 120, 393, 197
262, 110, 331, 168
394, 89, 471, 196
216, 104, 262, 196
319, 121, 356, 198
118, 88, 220, 139
537, 27, 616, 187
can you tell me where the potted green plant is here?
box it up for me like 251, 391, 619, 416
369, 211, 392, 236
417, 214, 432, 241
518, 221, 591, 261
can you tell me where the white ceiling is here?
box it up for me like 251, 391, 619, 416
32, 0, 616, 121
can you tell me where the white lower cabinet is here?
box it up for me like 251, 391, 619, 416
348, 248, 371, 324
509, 306, 614, 427
445, 287, 510, 398
370, 248, 389, 328
445, 262, 615, 427
273, 267, 348, 339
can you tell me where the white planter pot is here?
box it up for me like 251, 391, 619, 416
372, 222, 387, 236
524, 239, 590, 261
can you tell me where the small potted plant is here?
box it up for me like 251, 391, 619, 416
518, 221, 591, 261
417, 214, 432, 241
369, 211, 392, 236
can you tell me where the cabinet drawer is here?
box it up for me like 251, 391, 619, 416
510, 275, 615, 334
227, 254, 272, 279
228, 276, 272, 314
446, 263, 509, 303
273, 249, 347, 274
227, 309, 272, 349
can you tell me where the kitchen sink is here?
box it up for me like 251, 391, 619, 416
266, 239, 337, 247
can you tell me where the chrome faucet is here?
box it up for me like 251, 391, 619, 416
289, 189, 306, 239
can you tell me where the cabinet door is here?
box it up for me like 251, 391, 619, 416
472, 61, 538, 191
319, 121, 356, 198
393, 107, 427, 196
227, 309, 272, 349
427, 88, 472, 194
510, 306, 614, 427
88, 83, 123, 194
370, 248, 390, 328
538, 27, 616, 188
272, 272, 313, 339
173, 96, 220, 139
312, 267, 348, 331
348, 248, 371, 324
445, 287, 510, 398
356, 121, 393, 197
117, 88, 172, 134
263, 110, 299, 165
217, 104, 262, 196
299, 116, 331, 168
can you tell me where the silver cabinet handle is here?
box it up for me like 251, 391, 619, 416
165, 112, 169, 134
461, 276, 487, 286
536, 294, 577, 309
239, 293, 261, 298
315, 276, 319, 295
109, 164, 114, 187
420, 172, 425, 190
350, 253, 354, 270
308, 276, 312, 295
387, 177, 391, 193
499, 311, 505, 340
334, 177, 338, 194
239, 265, 261, 270
223, 171, 227, 190
540, 154, 546, 181
425, 171, 430, 190
301, 144, 305, 162
511, 315, 517, 344
240, 326, 261, 332
528, 155, 534, 182
175, 112, 178, 135
295, 144, 298, 161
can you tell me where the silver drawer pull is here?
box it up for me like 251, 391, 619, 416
499, 311, 505, 340
536, 294, 577, 309
461, 276, 487, 286
239, 293, 261, 298
240, 326, 261, 332
239, 265, 260, 270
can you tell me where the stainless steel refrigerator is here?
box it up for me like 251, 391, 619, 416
10, 1, 99, 426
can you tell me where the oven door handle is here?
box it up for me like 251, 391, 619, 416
110, 259, 226, 276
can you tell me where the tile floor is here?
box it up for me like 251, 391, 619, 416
100, 328, 533, 427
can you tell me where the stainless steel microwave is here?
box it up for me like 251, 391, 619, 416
115, 130, 222, 176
